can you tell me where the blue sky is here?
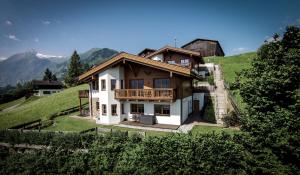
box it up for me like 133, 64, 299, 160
0, 0, 299, 59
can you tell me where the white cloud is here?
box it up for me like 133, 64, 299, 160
5, 20, 13, 26
34, 38, 39, 43
42, 20, 51, 25
36, 52, 64, 59
234, 47, 246, 52
0, 57, 7, 61
6, 34, 20, 41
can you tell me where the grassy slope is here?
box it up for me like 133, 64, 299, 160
204, 52, 255, 84
0, 97, 26, 111
0, 84, 89, 130
204, 52, 256, 110
191, 125, 239, 135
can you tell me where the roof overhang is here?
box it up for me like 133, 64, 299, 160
79, 52, 192, 82
145, 46, 202, 59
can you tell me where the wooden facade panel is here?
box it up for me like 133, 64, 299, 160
123, 62, 192, 100
182, 40, 224, 57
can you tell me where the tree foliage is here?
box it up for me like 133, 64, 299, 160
64, 50, 82, 86
238, 26, 300, 172
43, 68, 57, 81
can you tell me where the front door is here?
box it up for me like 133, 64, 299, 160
193, 100, 199, 112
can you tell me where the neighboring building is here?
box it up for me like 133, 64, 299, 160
181, 38, 225, 57
79, 51, 205, 126
137, 48, 156, 57
32, 80, 63, 96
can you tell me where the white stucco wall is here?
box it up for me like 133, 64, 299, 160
34, 89, 62, 96
193, 93, 205, 110
123, 100, 182, 125
95, 65, 124, 124
181, 96, 193, 123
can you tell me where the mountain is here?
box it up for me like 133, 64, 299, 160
0, 48, 118, 87
53, 48, 118, 79
0, 51, 57, 87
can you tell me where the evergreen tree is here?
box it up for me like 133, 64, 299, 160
238, 26, 300, 172
43, 68, 54, 81
65, 50, 82, 86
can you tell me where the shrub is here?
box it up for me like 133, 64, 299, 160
222, 111, 240, 127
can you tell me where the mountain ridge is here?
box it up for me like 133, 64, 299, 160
0, 48, 118, 87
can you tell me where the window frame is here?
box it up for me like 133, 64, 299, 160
101, 79, 106, 91
121, 103, 125, 114
154, 104, 170, 116
180, 59, 190, 66
130, 104, 144, 114
129, 79, 144, 89
96, 102, 100, 111
111, 104, 117, 116
111, 79, 116, 90
153, 78, 170, 88
102, 104, 107, 115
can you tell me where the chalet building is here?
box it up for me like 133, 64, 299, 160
32, 80, 63, 96
181, 38, 225, 57
79, 50, 206, 126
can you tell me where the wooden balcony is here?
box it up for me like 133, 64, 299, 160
78, 90, 89, 98
115, 88, 176, 101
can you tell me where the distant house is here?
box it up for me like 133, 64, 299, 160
181, 38, 225, 57
137, 48, 157, 57
32, 80, 63, 96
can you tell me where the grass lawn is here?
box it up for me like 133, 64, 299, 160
0, 84, 89, 130
44, 113, 168, 137
0, 97, 26, 111
204, 52, 256, 110
191, 125, 239, 135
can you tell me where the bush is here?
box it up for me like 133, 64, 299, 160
222, 111, 240, 127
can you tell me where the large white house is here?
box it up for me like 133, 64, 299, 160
79, 46, 211, 126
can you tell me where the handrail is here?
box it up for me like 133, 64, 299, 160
115, 88, 175, 100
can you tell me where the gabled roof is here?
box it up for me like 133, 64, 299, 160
181, 38, 225, 56
145, 45, 201, 58
79, 52, 192, 81
32, 80, 63, 86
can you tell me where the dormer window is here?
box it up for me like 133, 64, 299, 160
180, 59, 190, 66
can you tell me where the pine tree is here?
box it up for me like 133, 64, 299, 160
65, 50, 82, 86
43, 68, 53, 81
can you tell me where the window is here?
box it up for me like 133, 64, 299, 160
96, 102, 100, 111
120, 80, 124, 89
111, 79, 116, 90
130, 104, 144, 114
101, 79, 106, 91
154, 78, 170, 88
111, 104, 117, 116
180, 59, 190, 66
154, 105, 170, 116
121, 104, 125, 114
167, 60, 176, 64
102, 104, 107, 115
92, 81, 99, 90
43, 91, 51, 94
129, 79, 144, 89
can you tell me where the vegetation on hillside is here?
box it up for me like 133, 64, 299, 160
238, 26, 300, 172
204, 52, 256, 110
0, 84, 88, 129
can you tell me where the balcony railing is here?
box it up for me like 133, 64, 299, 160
115, 88, 175, 101
78, 90, 89, 98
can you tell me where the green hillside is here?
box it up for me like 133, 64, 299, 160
204, 52, 256, 84
204, 52, 256, 110
0, 84, 89, 129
